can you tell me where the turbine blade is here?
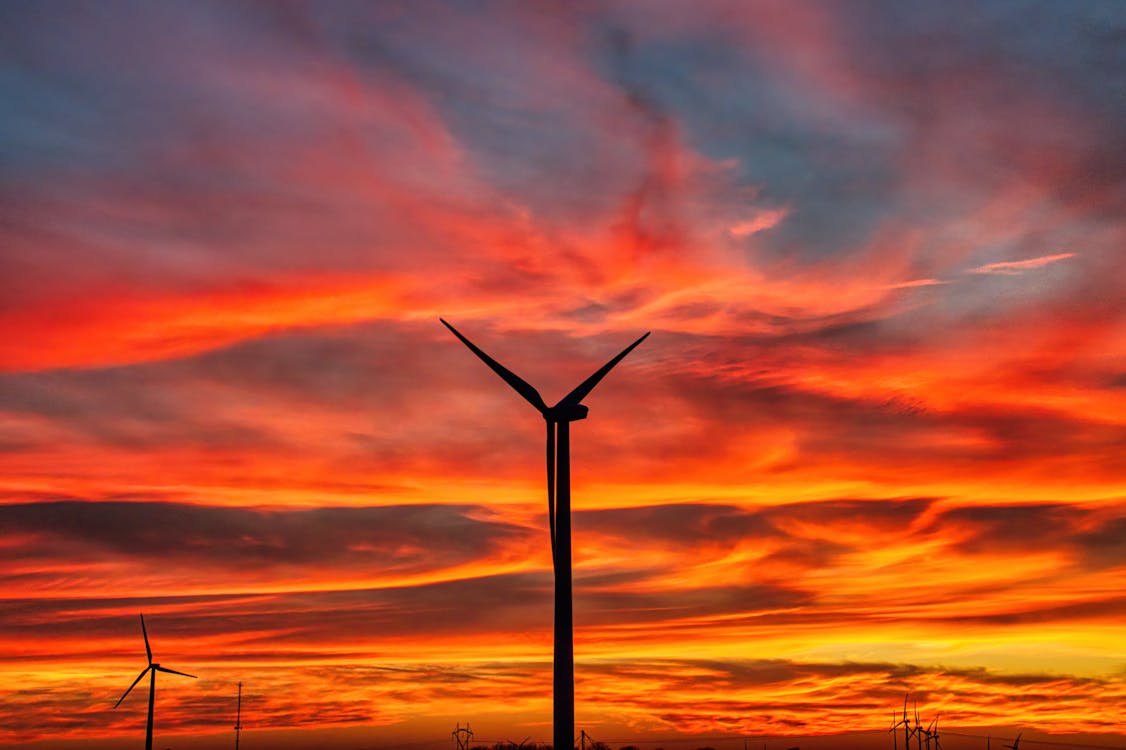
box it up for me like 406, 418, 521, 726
546, 422, 556, 565
556, 331, 650, 408
140, 613, 152, 664
440, 319, 548, 413
115, 667, 151, 708
155, 666, 197, 679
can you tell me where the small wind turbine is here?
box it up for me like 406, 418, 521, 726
921, 716, 939, 750
1005, 733, 1023, 750
930, 716, 942, 750
114, 613, 196, 750
890, 694, 912, 750
441, 318, 648, 750
915, 703, 924, 750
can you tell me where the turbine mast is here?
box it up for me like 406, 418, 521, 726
553, 419, 574, 750
235, 681, 242, 750
146, 666, 156, 750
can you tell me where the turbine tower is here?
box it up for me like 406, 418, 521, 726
890, 694, 912, 750
114, 613, 197, 750
921, 716, 938, 750
441, 319, 649, 750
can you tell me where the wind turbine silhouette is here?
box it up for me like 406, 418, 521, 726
441, 318, 649, 750
890, 694, 912, 750
1005, 733, 1023, 750
114, 613, 196, 750
920, 716, 939, 750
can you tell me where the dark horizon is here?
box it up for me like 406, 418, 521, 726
8, 723, 1126, 750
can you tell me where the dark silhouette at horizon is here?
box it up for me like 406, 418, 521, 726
114, 613, 196, 750
891, 694, 912, 750
440, 318, 649, 750
234, 680, 243, 750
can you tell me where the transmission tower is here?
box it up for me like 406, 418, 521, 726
452, 722, 474, 750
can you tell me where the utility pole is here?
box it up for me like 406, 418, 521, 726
234, 682, 242, 750
453, 722, 474, 750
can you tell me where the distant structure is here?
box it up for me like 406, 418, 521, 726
919, 716, 940, 750
234, 681, 243, 750
579, 729, 601, 750
114, 613, 197, 750
452, 721, 474, 750
890, 694, 912, 750
441, 319, 649, 750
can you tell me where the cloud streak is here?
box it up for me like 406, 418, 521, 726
968, 253, 1077, 275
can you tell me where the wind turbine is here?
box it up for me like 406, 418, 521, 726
890, 694, 912, 750
441, 318, 649, 750
921, 716, 939, 750
1005, 733, 1023, 750
114, 613, 196, 750
930, 716, 942, 750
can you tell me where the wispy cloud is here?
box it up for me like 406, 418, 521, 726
968, 252, 1077, 275
728, 207, 790, 238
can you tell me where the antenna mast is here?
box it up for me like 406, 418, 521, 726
234, 681, 242, 750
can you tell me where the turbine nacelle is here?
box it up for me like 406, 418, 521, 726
546, 403, 589, 422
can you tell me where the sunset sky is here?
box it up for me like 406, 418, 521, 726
1, 1, 1124, 748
